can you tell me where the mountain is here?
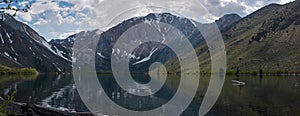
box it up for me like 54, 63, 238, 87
0, 14, 71, 73
167, 0, 300, 73
49, 29, 103, 63
49, 35, 75, 61
50, 13, 241, 73
95, 13, 204, 72
216, 13, 242, 31
2, 1, 297, 75
221, 1, 300, 72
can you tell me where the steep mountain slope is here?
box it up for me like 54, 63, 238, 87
3, 1, 296, 74
178, 1, 300, 73
50, 13, 241, 73
216, 13, 242, 31
49, 34, 75, 61
0, 14, 71, 73
49, 29, 103, 62
0, 10, 242, 74
223, 1, 300, 72
95, 13, 204, 72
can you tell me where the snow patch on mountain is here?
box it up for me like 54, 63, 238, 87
133, 48, 158, 65
96, 29, 102, 35
41, 41, 59, 55
10, 47, 15, 52
112, 48, 115, 54
4, 52, 12, 59
0, 15, 6, 21
71, 57, 76, 63
9, 39, 12, 44
41, 40, 71, 61
154, 13, 162, 23
57, 50, 70, 61
0, 34, 3, 44
144, 19, 153, 24
97, 52, 106, 58
51, 45, 71, 61
116, 48, 120, 55
129, 53, 136, 59
5, 32, 10, 39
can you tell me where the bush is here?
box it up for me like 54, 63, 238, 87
19, 68, 38, 75
0, 65, 38, 76
0, 91, 17, 116
226, 70, 236, 75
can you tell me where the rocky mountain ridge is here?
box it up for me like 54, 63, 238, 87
0, 14, 71, 73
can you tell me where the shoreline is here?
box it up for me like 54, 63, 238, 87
0, 97, 93, 116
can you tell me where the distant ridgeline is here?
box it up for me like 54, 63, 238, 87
0, 1, 299, 75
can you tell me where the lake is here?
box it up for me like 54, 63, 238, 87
0, 74, 299, 115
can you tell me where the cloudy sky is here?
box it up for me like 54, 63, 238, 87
12, 0, 294, 41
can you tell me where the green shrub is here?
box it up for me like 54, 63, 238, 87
19, 68, 38, 75
226, 70, 236, 75
0, 91, 17, 116
0, 65, 38, 76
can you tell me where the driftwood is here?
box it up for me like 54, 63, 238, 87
0, 97, 94, 116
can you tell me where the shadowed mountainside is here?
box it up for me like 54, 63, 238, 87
167, 1, 300, 73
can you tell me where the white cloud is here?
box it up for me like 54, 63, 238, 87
18, 12, 32, 22
33, 19, 48, 25
279, 0, 293, 4
57, 31, 79, 39
14, 0, 295, 40
64, 16, 76, 23
29, 1, 70, 15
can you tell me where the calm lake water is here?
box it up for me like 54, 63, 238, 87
0, 74, 300, 116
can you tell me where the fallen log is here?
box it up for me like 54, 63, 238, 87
0, 97, 94, 116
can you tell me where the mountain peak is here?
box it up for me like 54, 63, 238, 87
220, 13, 241, 19
216, 13, 242, 30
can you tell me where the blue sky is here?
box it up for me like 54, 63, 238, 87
9, 0, 295, 41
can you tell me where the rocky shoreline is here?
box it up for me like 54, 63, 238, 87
0, 97, 94, 116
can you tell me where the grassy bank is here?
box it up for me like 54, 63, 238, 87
0, 65, 39, 76
226, 70, 300, 76
94, 69, 300, 76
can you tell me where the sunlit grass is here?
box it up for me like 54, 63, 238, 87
0, 65, 39, 76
